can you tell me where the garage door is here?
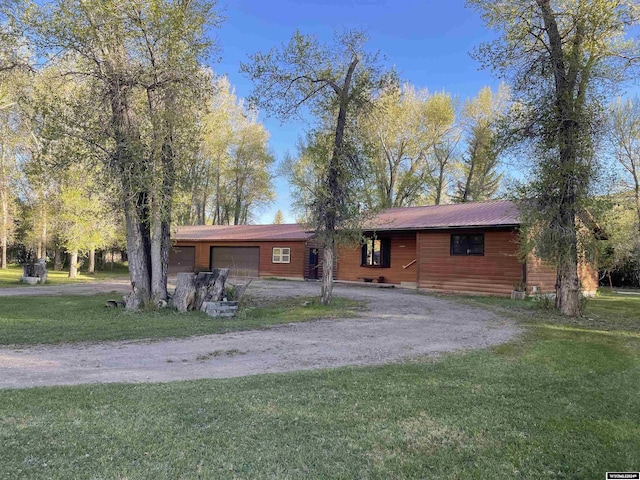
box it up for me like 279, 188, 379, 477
168, 246, 195, 274
211, 247, 259, 277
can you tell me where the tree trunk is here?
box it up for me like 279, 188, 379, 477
635, 180, 640, 232
435, 165, 445, 205
0, 149, 7, 269
0, 197, 6, 269
0, 176, 7, 269
538, 0, 584, 317
53, 248, 63, 271
173, 269, 229, 312
150, 202, 166, 304
39, 202, 47, 260
173, 272, 196, 312
123, 194, 152, 310
68, 250, 78, 278
556, 257, 580, 317
0, 230, 5, 269
320, 242, 334, 304
194, 270, 228, 309
319, 56, 359, 305
88, 249, 95, 274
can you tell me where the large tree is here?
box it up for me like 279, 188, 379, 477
609, 97, 640, 230
174, 77, 275, 226
361, 84, 458, 208
455, 85, 509, 203
25, 0, 220, 309
242, 30, 391, 304
468, 0, 640, 316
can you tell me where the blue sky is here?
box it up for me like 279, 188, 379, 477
211, 0, 501, 223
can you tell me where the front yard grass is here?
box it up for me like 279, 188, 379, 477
0, 264, 130, 288
0, 294, 361, 345
0, 291, 638, 479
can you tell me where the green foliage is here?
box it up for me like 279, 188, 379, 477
173, 77, 275, 225
272, 209, 284, 224
468, 0, 640, 316
242, 29, 394, 302
454, 85, 509, 202
359, 83, 459, 208
16, 0, 224, 305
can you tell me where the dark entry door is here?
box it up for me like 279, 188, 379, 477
308, 248, 319, 280
211, 247, 260, 277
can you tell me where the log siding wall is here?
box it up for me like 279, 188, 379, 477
526, 256, 556, 294
417, 229, 522, 296
173, 240, 307, 278
337, 233, 418, 285
526, 255, 599, 295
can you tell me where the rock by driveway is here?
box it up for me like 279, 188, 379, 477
0, 281, 520, 389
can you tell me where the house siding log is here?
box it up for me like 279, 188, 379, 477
526, 256, 557, 294
417, 230, 522, 296
336, 232, 418, 285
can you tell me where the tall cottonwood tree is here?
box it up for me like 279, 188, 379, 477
0, 71, 25, 268
455, 85, 509, 202
610, 97, 640, 230
468, 0, 640, 316
26, 0, 220, 309
175, 77, 274, 226
361, 84, 458, 208
242, 30, 391, 304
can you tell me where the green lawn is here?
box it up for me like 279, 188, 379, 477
0, 264, 130, 288
0, 292, 638, 478
464, 288, 640, 333
0, 294, 360, 345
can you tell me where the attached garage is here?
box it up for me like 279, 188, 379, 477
172, 224, 313, 279
211, 246, 260, 277
168, 246, 195, 274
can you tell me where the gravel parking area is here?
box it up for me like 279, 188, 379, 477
0, 280, 520, 389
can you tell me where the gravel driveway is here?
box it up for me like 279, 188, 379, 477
0, 280, 520, 389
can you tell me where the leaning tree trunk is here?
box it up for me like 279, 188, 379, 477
319, 57, 358, 305
68, 250, 78, 278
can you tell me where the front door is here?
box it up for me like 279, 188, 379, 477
308, 248, 319, 280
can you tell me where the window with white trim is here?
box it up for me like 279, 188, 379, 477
272, 247, 291, 263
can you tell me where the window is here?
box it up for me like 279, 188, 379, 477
451, 234, 484, 256
361, 237, 391, 267
272, 247, 291, 263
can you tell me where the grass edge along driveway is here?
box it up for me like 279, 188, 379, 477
0, 294, 361, 345
0, 291, 638, 479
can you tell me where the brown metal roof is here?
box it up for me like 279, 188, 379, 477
174, 201, 520, 242
174, 223, 313, 242
366, 200, 519, 231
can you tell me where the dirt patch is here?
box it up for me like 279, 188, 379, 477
0, 280, 520, 389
